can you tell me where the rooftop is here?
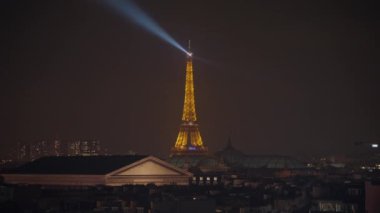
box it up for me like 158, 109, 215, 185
3, 155, 147, 175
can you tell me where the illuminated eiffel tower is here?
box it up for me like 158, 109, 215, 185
171, 41, 208, 155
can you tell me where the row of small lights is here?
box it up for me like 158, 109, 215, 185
0, 159, 13, 164
361, 164, 380, 171
364, 144, 379, 172
192, 176, 218, 181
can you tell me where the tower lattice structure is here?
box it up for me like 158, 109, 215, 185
171, 42, 208, 155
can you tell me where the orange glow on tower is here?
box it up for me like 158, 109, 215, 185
171, 41, 208, 155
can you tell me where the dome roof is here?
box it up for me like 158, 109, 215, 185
167, 155, 228, 172
215, 138, 245, 167
168, 155, 204, 168
215, 139, 306, 169
242, 155, 305, 169
198, 157, 220, 168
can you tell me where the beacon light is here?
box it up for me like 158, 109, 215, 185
104, 0, 188, 55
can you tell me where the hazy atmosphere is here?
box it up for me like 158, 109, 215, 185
1, 0, 379, 157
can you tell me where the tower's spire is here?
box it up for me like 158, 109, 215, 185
181, 46, 196, 122
187, 40, 193, 58
171, 41, 207, 156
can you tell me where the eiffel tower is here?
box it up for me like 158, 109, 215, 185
171, 41, 208, 155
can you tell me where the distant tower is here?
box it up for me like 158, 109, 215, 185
171, 41, 208, 155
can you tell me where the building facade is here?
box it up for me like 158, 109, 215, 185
2, 155, 192, 186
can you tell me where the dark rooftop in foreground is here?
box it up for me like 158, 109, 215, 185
4, 155, 147, 175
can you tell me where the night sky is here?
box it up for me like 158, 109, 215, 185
1, 0, 379, 158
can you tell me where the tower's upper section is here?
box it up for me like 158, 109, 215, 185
186, 40, 193, 58
181, 41, 197, 122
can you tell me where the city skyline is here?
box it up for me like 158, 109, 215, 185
1, 0, 379, 158
1, 1, 380, 212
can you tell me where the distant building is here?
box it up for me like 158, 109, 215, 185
30, 140, 52, 160
215, 139, 306, 170
15, 139, 105, 161
168, 139, 306, 174
17, 142, 30, 161
17, 140, 63, 161
67, 140, 101, 156
1, 155, 192, 186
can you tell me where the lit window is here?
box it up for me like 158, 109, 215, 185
199, 177, 203, 181
214, 177, 218, 181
